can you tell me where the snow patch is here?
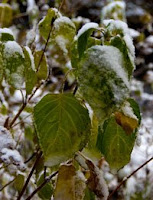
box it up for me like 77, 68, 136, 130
122, 101, 138, 120
77, 22, 98, 38
24, 46, 35, 71
3, 41, 24, 58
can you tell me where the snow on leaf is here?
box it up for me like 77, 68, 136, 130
77, 45, 129, 122
33, 93, 91, 166
85, 159, 109, 200
54, 164, 76, 200
110, 36, 135, 79
52, 16, 76, 55
0, 28, 14, 42
3, 41, 25, 89
77, 22, 98, 59
101, 1, 126, 21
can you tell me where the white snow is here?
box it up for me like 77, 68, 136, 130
55, 35, 68, 54
103, 19, 135, 59
1, 148, 26, 170
121, 101, 138, 120
77, 22, 98, 38
129, 28, 140, 38
102, 1, 126, 20
24, 46, 35, 71
146, 35, 153, 44
123, 34, 135, 57
0, 126, 15, 151
146, 70, 153, 83
103, 19, 129, 35
26, 28, 36, 46
89, 45, 129, 88
3, 41, 24, 58
0, 28, 14, 39
0, 3, 11, 8
54, 16, 75, 31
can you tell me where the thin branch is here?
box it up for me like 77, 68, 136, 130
0, 177, 16, 191
24, 152, 37, 164
25, 171, 58, 200
17, 152, 42, 200
107, 156, 153, 199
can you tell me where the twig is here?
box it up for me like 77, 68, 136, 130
17, 152, 42, 200
107, 156, 153, 199
0, 177, 16, 191
25, 171, 58, 200
24, 152, 37, 164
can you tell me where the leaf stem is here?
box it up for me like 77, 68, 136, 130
25, 171, 58, 200
17, 152, 42, 200
107, 156, 153, 199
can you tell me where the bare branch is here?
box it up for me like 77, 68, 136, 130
108, 157, 153, 199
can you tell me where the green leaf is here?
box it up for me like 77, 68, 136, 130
77, 45, 129, 122
128, 98, 141, 125
3, 41, 25, 89
77, 23, 98, 59
0, 3, 13, 27
37, 173, 53, 200
52, 16, 76, 55
84, 188, 95, 200
110, 36, 135, 79
83, 115, 102, 161
71, 39, 79, 69
34, 50, 48, 80
0, 28, 14, 42
97, 117, 136, 169
39, 8, 57, 41
13, 174, 24, 193
54, 164, 76, 200
23, 46, 37, 94
34, 93, 91, 166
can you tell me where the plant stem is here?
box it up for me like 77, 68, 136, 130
17, 152, 42, 200
107, 156, 153, 199
0, 177, 16, 191
25, 171, 58, 200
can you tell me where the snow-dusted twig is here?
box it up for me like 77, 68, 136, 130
25, 171, 58, 200
108, 156, 153, 199
17, 151, 42, 200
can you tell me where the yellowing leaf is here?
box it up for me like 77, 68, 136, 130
34, 50, 48, 80
39, 8, 57, 41
54, 164, 76, 200
115, 112, 138, 134
0, 3, 13, 27
34, 93, 91, 166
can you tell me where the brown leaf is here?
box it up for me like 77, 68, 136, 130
85, 159, 109, 200
115, 112, 138, 134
